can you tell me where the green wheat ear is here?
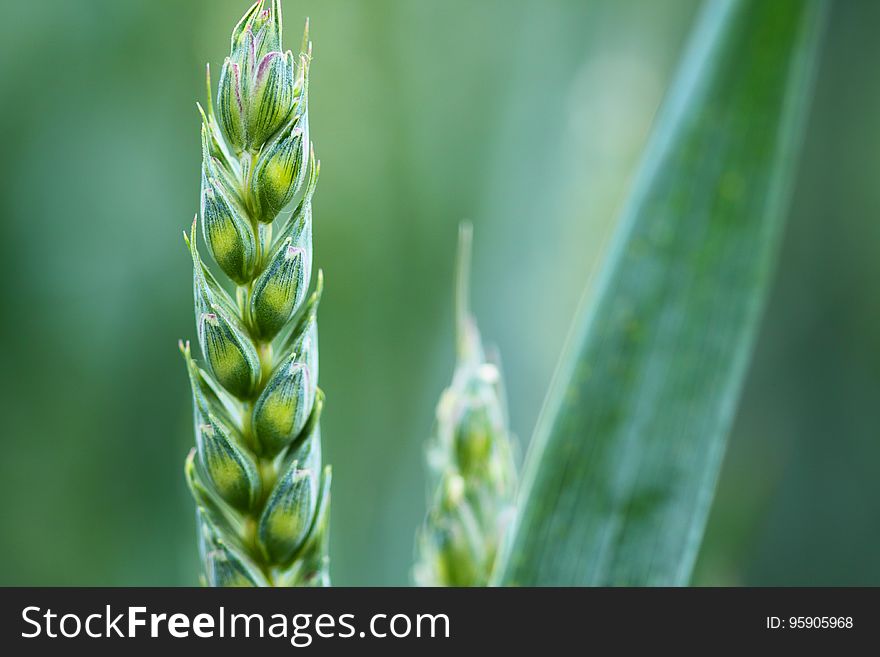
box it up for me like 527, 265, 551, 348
414, 224, 518, 587
180, 0, 330, 587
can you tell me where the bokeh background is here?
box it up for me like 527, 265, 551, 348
0, 0, 877, 586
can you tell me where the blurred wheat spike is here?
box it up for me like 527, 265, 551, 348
415, 224, 518, 586
180, 0, 330, 587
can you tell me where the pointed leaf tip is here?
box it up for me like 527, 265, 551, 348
300, 17, 310, 55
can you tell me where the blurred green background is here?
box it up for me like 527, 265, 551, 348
0, 0, 877, 586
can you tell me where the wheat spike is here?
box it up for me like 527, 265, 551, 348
180, 0, 329, 587
415, 224, 518, 586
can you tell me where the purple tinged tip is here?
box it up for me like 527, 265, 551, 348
255, 50, 281, 82
285, 245, 305, 260
227, 63, 244, 111
287, 362, 310, 386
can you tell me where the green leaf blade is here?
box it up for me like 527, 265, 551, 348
499, 0, 827, 586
